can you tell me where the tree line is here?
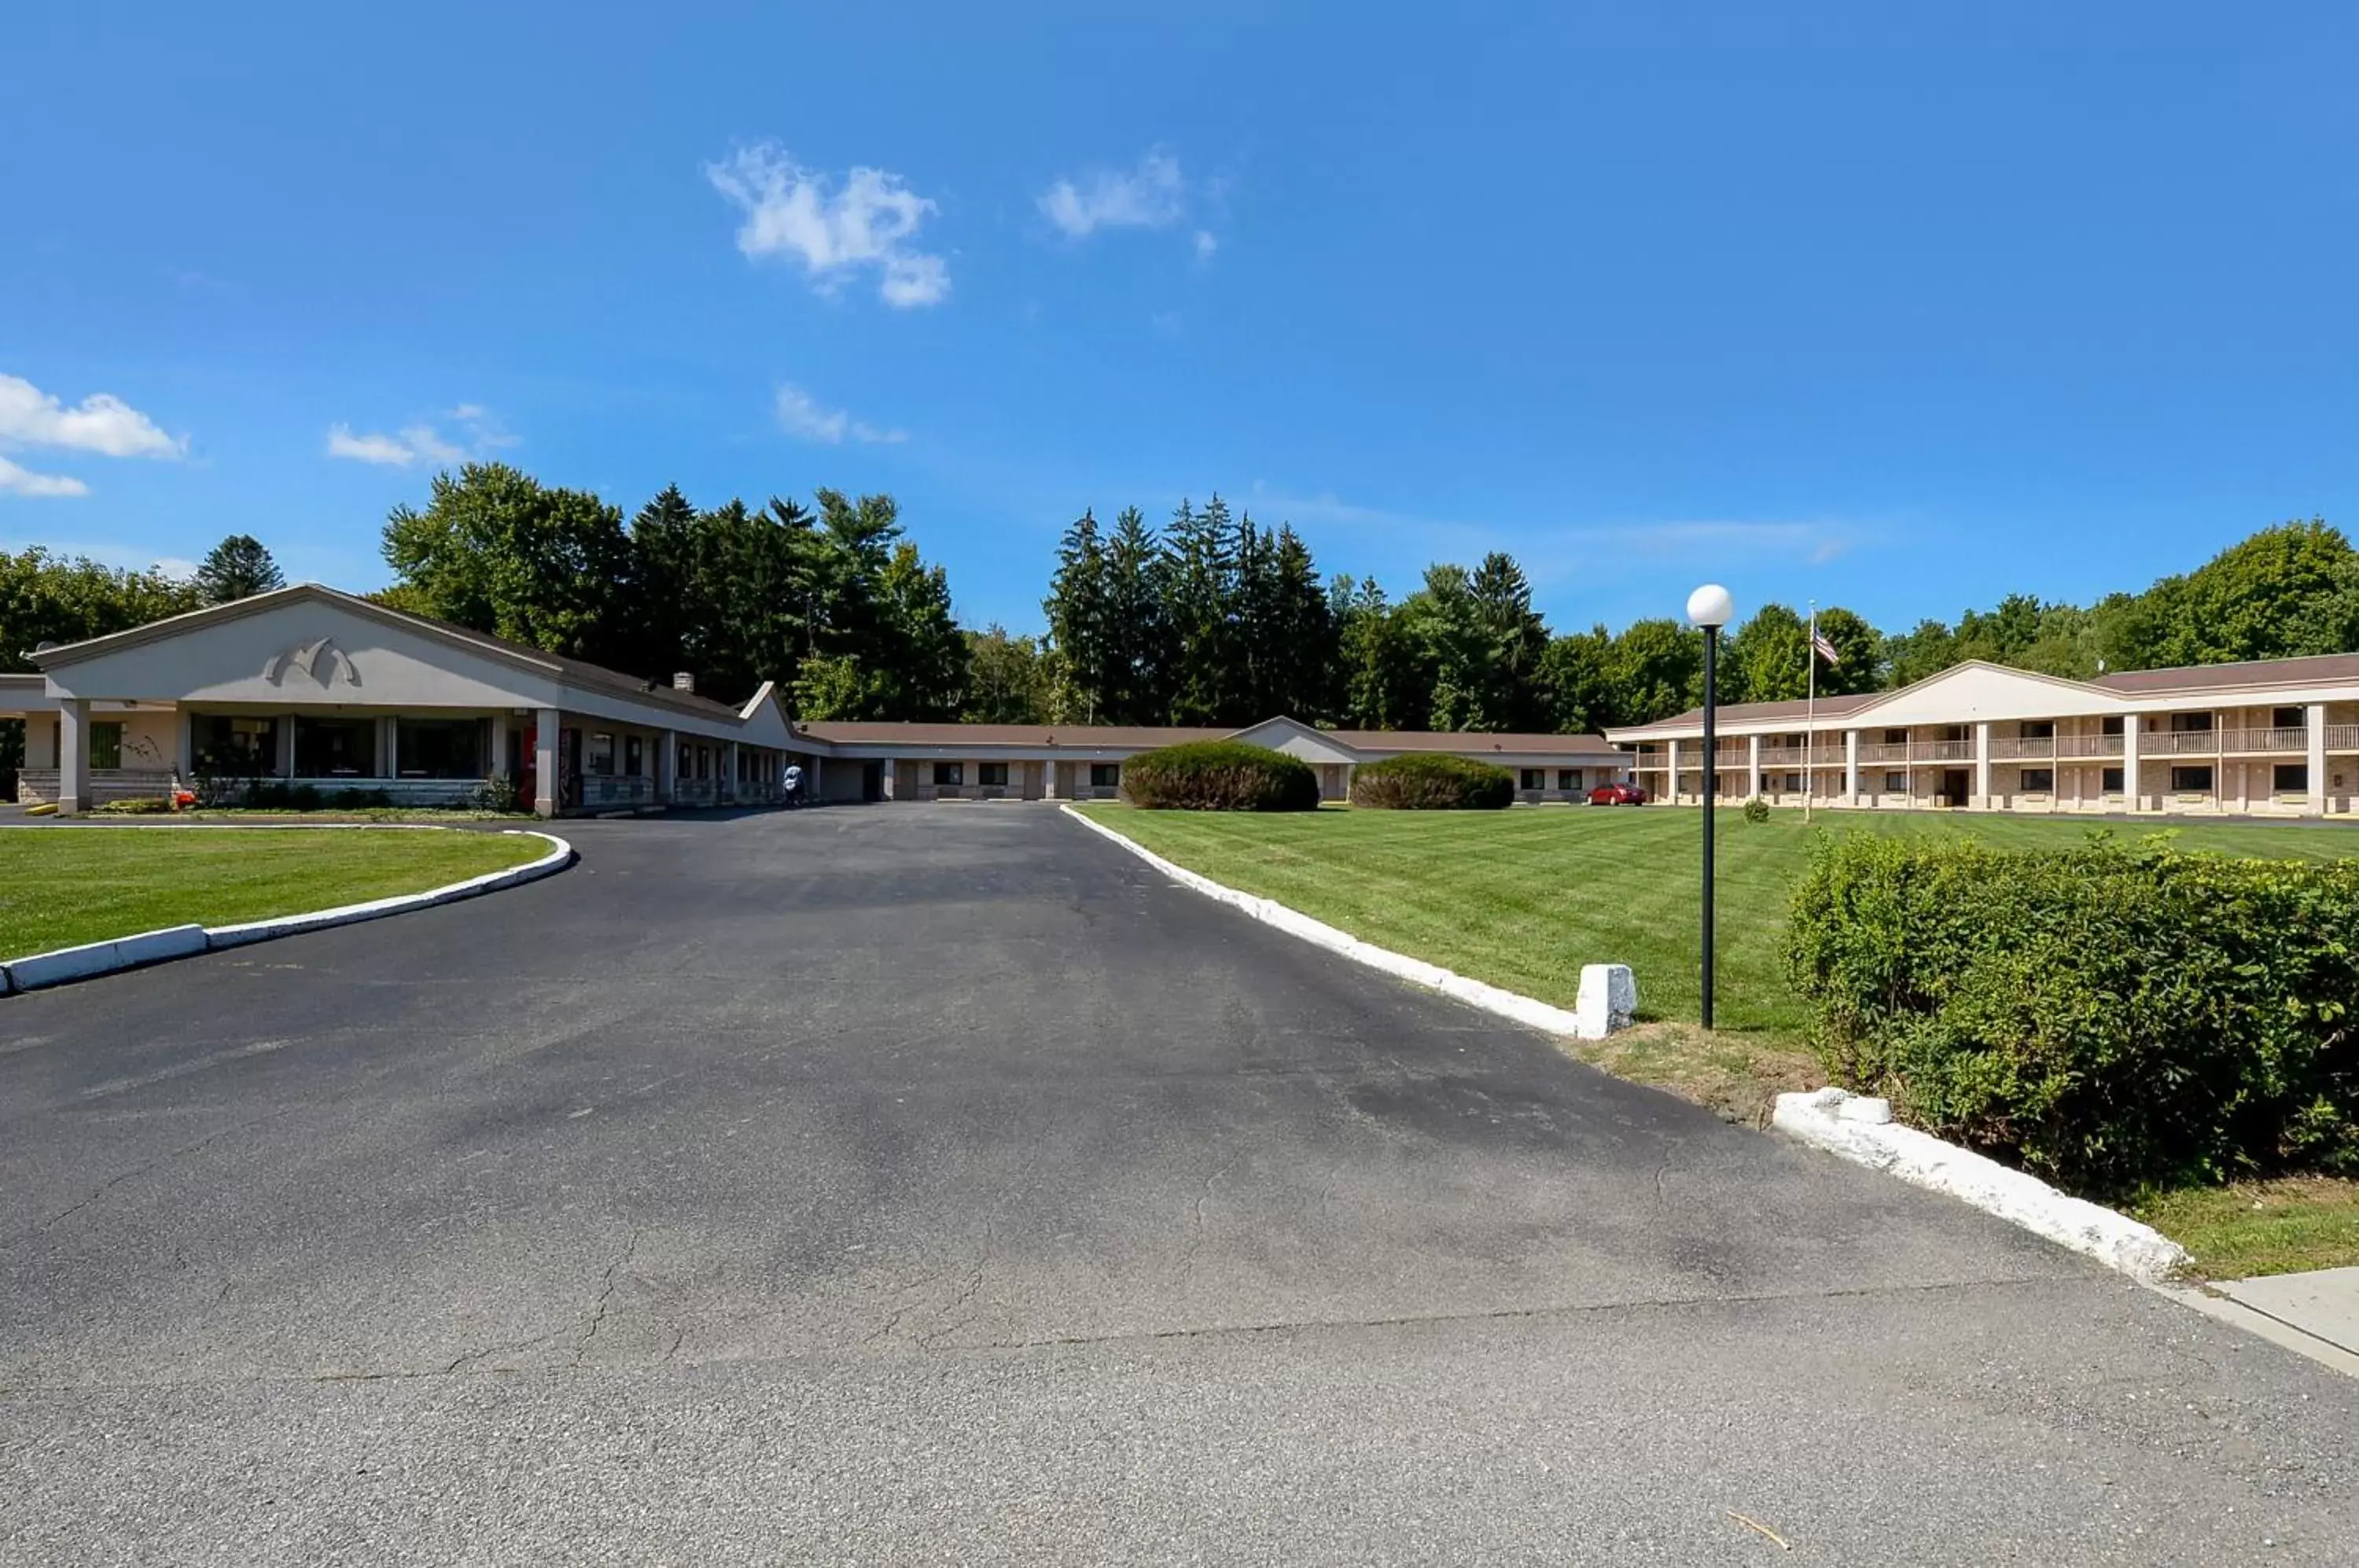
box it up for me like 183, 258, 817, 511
6, 469, 2356, 793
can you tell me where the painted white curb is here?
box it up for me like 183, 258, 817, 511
4, 924, 209, 992
2, 830, 573, 993
1062, 804, 1598, 1038
1774, 1088, 2192, 1283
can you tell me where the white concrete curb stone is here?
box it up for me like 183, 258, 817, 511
5, 925, 210, 992
1573, 963, 1636, 1038
1062, 805, 1636, 1040
2, 830, 574, 994
1773, 1088, 2192, 1283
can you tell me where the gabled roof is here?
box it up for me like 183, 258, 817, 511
29, 582, 769, 723
798, 716, 1617, 756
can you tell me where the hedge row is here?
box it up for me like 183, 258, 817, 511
1119, 741, 1322, 811
1786, 834, 2359, 1195
1349, 753, 1514, 810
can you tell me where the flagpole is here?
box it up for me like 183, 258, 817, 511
1805, 601, 1816, 824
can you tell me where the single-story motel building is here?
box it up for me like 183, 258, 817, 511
1605, 655, 2359, 819
2, 584, 1631, 817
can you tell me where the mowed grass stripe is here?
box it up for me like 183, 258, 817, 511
0, 827, 548, 959
1078, 804, 2355, 1040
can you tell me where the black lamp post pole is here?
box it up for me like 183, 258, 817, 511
1701, 626, 1719, 1031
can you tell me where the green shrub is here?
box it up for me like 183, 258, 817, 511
1787, 834, 2359, 1195
1349, 753, 1514, 810
1120, 740, 1321, 812
1743, 796, 1772, 824
473, 775, 524, 813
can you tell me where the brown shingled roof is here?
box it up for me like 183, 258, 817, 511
1611, 690, 1884, 734
2092, 652, 2359, 695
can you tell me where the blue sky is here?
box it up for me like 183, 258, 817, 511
5, 3, 2354, 639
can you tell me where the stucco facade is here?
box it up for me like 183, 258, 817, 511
1606, 656, 2359, 820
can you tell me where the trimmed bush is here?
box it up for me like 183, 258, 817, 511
1119, 740, 1321, 812
1787, 833, 2359, 1195
1349, 753, 1514, 810
1743, 796, 1772, 824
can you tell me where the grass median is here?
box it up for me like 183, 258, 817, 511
1076, 801, 2359, 1275
0, 826, 550, 959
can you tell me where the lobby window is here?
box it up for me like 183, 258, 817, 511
1557, 769, 1581, 791
2170, 765, 2214, 792
933, 762, 963, 786
90, 721, 123, 770
195, 716, 277, 775
1521, 768, 1544, 790
2022, 768, 2055, 793
1091, 763, 1120, 788
1883, 771, 1906, 793
678, 742, 692, 778
398, 719, 484, 779
293, 716, 376, 778
586, 732, 616, 776
624, 736, 643, 775
2275, 763, 2309, 793
2102, 767, 2125, 793
978, 762, 1010, 787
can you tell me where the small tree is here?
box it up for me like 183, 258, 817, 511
195, 534, 285, 605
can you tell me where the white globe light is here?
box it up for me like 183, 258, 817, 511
1686, 583, 1735, 630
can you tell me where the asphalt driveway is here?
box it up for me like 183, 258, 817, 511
3, 806, 2355, 1564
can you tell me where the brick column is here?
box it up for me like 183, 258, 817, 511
533, 707, 561, 819
2308, 703, 2329, 818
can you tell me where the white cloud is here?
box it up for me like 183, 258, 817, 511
0, 373, 185, 458
1039, 150, 1188, 237
325, 405, 514, 467
0, 455, 90, 498
1193, 229, 1219, 259
775, 384, 906, 446
707, 145, 949, 308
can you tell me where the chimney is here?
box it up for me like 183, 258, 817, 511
672, 672, 695, 693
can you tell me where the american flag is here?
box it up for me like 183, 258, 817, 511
1812, 628, 1841, 667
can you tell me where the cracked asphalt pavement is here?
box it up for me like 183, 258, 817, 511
5, 806, 2357, 1564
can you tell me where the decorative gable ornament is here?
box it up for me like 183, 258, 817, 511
263, 637, 362, 688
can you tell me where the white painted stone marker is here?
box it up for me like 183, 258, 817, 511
1573, 963, 1636, 1040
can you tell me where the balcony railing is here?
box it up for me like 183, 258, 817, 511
2055, 734, 2124, 759
1857, 742, 1909, 764
2156, 729, 2220, 755
2331, 726, 2359, 752
2218, 727, 2312, 754
1990, 736, 2055, 760
1910, 739, 1974, 761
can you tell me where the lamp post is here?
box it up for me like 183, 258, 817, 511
1687, 583, 1735, 1030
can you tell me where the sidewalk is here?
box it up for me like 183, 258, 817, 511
2162, 1266, 2359, 1378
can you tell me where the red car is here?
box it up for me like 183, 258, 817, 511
1588, 782, 1649, 806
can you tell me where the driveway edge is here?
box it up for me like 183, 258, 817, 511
2, 829, 574, 993
1062, 804, 2192, 1286
1061, 804, 1592, 1036
1773, 1088, 2192, 1282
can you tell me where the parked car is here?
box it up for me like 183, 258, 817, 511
1588, 782, 1649, 806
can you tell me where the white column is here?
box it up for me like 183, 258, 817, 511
1746, 734, 1762, 801
721, 741, 740, 804
2308, 703, 2329, 818
881, 758, 898, 801
57, 698, 89, 815
276, 714, 297, 778
2122, 719, 2142, 814
1974, 722, 1992, 809
1665, 738, 1680, 804
380, 715, 399, 781
533, 707, 561, 819
487, 713, 508, 786
1843, 731, 1860, 806
1043, 756, 1061, 799
656, 729, 678, 804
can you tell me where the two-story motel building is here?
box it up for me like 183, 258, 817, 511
2, 583, 1629, 817
1606, 655, 2359, 819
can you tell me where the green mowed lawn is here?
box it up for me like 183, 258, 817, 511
0, 827, 548, 959
1078, 803, 2353, 1042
